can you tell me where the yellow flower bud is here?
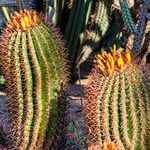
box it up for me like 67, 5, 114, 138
125, 50, 131, 63
117, 53, 124, 70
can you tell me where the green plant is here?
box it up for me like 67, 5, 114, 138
76, 0, 113, 67
64, 0, 92, 70
0, 10, 69, 150
119, 0, 137, 34
52, 0, 65, 24
83, 49, 150, 150
119, 0, 150, 57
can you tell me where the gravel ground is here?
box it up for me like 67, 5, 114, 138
65, 82, 87, 148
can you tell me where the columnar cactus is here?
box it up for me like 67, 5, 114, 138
83, 46, 150, 150
132, 3, 150, 56
119, 0, 137, 34
0, 10, 69, 150
119, 0, 150, 56
88, 0, 111, 42
76, 0, 112, 66
64, 0, 92, 68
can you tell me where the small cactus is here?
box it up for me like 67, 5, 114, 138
84, 47, 150, 150
0, 10, 69, 150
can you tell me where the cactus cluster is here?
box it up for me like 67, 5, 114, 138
77, 0, 112, 67
119, 0, 150, 56
0, 10, 69, 150
84, 48, 150, 150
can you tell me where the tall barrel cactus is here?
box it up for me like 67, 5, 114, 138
83, 45, 150, 149
0, 10, 69, 150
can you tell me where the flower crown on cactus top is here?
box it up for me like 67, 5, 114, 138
94, 44, 131, 76
6, 10, 38, 31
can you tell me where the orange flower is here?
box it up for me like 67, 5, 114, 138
110, 45, 117, 62
24, 16, 30, 27
103, 142, 108, 150
110, 142, 116, 150
12, 19, 20, 30
107, 54, 114, 70
124, 49, 131, 63
20, 18, 26, 30
101, 50, 108, 59
94, 45, 131, 76
32, 11, 37, 23
102, 141, 117, 150
7, 10, 38, 31
116, 53, 124, 70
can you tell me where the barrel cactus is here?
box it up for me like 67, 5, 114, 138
83, 45, 150, 150
0, 10, 69, 150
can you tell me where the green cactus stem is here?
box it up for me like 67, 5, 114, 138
76, 0, 112, 67
84, 63, 150, 149
0, 10, 69, 150
132, 3, 149, 56
119, 0, 137, 34
64, 0, 92, 69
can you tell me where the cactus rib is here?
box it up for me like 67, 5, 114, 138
19, 32, 33, 150
119, 0, 137, 34
26, 30, 42, 150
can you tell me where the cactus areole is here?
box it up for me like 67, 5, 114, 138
84, 46, 150, 150
0, 10, 69, 150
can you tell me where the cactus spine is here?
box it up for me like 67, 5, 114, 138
119, 0, 137, 34
0, 10, 68, 150
84, 64, 150, 149
83, 48, 150, 149
132, 3, 150, 56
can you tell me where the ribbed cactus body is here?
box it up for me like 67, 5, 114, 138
84, 64, 150, 150
52, 0, 64, 24
119, 0, 137, 34
76, 0, 111, 66
94, 0, 110, 37
132, 3, 149, 56
64, 0, 92, 68
0, 11, 68, 150
87, 0, 111, 43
